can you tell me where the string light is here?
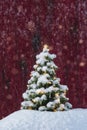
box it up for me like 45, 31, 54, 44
48, 82, 51, 84
30, 73, 32, 77
39, 91, 45, 94
53, 109, 57, 112
43, 72, 47, 75
64, 91, 66, 95
28, 107, 32, 110
32, 99, 36, 103
54, 77, 56, 80
56, 98, 60, 103
55, 93, 59, 98
59, 104, 64, 111
36, 90, 45, 94
55, 98, 60, 104
60, 108, 64, 111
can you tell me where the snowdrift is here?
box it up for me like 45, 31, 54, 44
0, 109, 87, 130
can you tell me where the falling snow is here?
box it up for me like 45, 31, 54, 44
0, 0, 87, 119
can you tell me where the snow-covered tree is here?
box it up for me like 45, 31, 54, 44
21, 45, 72, 111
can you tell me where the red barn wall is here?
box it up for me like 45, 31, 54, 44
0, 0, 87, 119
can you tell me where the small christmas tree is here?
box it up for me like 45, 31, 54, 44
21, 45, 72, 111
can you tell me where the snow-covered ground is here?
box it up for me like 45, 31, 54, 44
0, 109, 87, 130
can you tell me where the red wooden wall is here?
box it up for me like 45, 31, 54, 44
0, 0, 87, 119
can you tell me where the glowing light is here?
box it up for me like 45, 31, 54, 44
43, 44, 49, 49
55, 93, 59, 98
63, 45, 68, 50
32, 99, 36, 102
6, 94, 12, 100
36, 90, 45, 94
5, 86, 8, 90
79, 39, 83, 44
43, 44, 53, 51
54, 77, 56, 80
54, 109, 57, 112
28, 107, 32, 110
79, 62, 85, 67
58, 25, 63, 29
64, 91, 66, 95
43, 72, 47, 75
39, 91, 44, 94
48, 82, 51, 84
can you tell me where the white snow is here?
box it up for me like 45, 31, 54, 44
33, 64, 38, 69
35, 50, 56, 66
36, 88, 45, 94
36, 57, 47, 65
45, 86, 59, 93
33, 97, 41, 102
42, 66, 48, 71
60, 85, 68, 91
49, 54, 56, 59
47, 102, 55, 108
54, 99, 60, 103
65, 102, 73, 109
0, 109, 87, 130
22, 93, 28, 99
37, 66, 42, 71
53, 78, 60, 84
21, 101, 34, 107
41, 95, 47, 100
37, 74, 50, 85
39, 106, 47, 111
31, 71, 40, 78
29, 84, 37, 89
43, 47, 50, 52
36, 51, 56, 61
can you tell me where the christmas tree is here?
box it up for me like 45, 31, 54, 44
21, 45, 72, 111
